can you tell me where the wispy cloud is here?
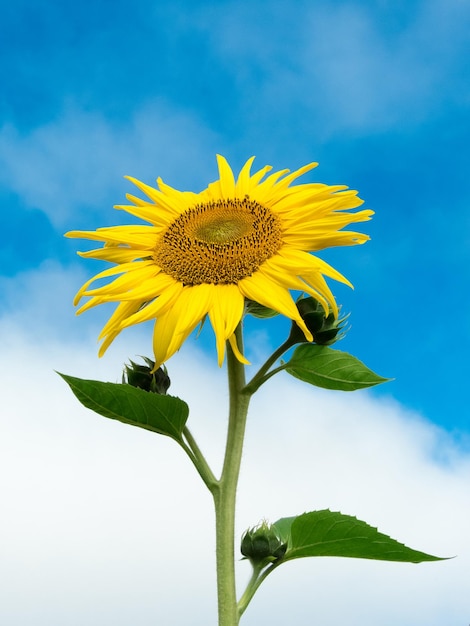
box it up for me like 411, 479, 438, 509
0, 101, 219, 227
200, 0, 470, 137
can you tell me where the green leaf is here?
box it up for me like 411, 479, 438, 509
273, 510, 445, 563
59, 373, 189, 441
285, 344, 390, 391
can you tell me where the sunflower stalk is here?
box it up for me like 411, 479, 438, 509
182, 328, 295, 623
213, 324, 251, 626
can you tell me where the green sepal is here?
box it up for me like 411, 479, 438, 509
123, 357, 171, 395
289, 296, 349, 346
245, 299, 279, 318
241, 521, 287, 565
285, 344, 390, 391
273, 510, 445, 563
58, 372, 189, 441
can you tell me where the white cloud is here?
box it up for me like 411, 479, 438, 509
203, 0, 470, 136
0, 101, 220, 227
0, 263, 469, 625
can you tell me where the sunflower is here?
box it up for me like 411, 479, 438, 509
66, 155, 373, 368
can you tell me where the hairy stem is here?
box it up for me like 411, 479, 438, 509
213, 325, 251, 626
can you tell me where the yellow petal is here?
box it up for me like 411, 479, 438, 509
83, 264, 160, 298
216, 154, 236, 198
259, 262, 330, 315
274, 249, 352, 287
238, 272, 313, 342
98, 300, 143, 341
234, 156, 256, 197
228, 333, 250, 365
67, 226, 158, 249
78, 247, 148, 264
73, 260, 154, 305
208, 284, 245, 366
152, 284, 214, 367
119, 279, 183, 328
235, 157, 273, 198
156, 178, 200, 212
114, 202, 174, 227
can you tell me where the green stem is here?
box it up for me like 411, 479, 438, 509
237, 563, 264, 617
213, 324, 251, 626
243, 338, 294, 395
237, 562, 280, 617
181, 426, 218, 491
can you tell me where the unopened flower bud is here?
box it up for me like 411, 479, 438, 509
241, 521, 287, 564
289, 296, 349, 346
122, 357, 170, 394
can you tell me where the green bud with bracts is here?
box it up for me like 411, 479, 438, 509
289, 295, 349, 346
122, 357, 171, 394
241, 521, 287, 565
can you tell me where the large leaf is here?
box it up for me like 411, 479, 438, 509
285, 344, 389, 391
273, 510, 444, 563
59, 373, 189, 441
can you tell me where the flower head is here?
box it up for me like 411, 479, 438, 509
66, 155, 373, 368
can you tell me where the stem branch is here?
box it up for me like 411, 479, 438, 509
243, 338, 294, 395
181, 426, 218, 491
237, 562, 280, 617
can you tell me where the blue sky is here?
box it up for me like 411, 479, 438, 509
2, 0, 469, 432
1, 1, 470, 624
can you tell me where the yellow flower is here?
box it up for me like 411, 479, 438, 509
66, 155, 373, 368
